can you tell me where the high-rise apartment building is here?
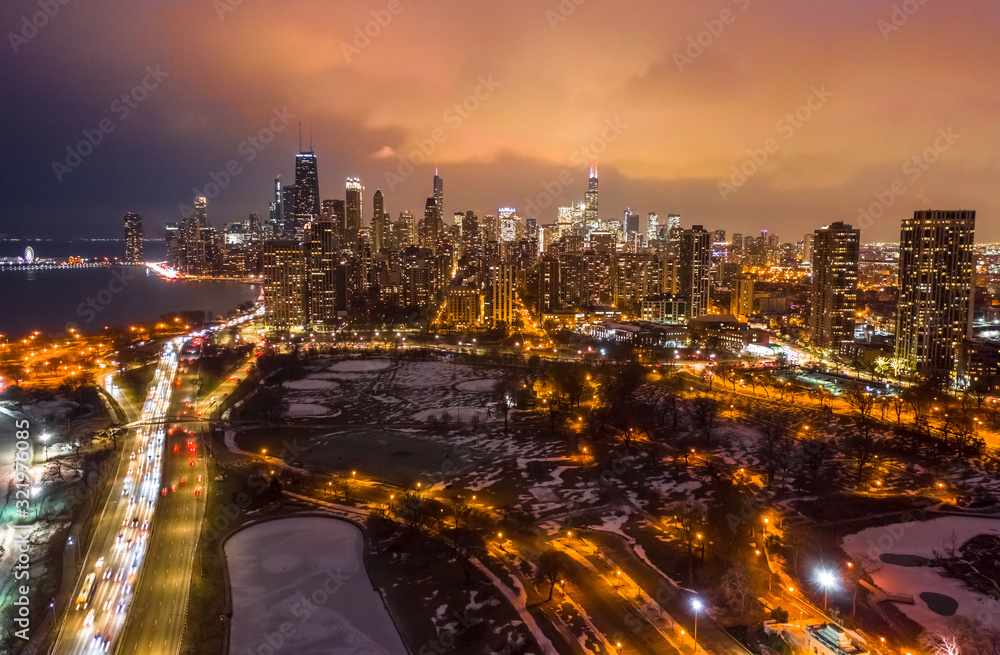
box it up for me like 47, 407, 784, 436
263, 240, 306, 331
809, 222, 860, 351
124, 212, 143, 263
895, 210, 976, 380
678, 225, 711, 318
730, 276, 755, 319
491, 261, 516, 328
305, 220, 337, 328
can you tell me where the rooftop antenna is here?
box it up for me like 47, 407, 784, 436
309, 125, 313, 152
298, 122, 303, 152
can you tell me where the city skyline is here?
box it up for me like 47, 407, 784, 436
5, 5, 1000, 655
2, 2, 1000, 242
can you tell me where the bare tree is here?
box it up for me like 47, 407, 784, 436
445, 527, 487, 583
689, 396, 719, 447
534, 549, 573, 602
846, 384, 877, 423
671, 503, 705, 584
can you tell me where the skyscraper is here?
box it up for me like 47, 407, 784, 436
802, 233, 814, 264
461, 211, 480, 259
498, 207, 518, 243
372, 188, 388, 252
678, 225, 711, 318
270, 176, 282, 227
305, 219, 337, 328
400, 211, 417, 247
584, 166, 599, 232
281, 185, 298, 235
895, 210, 976, 380
423, 196, 441, 248
123, 212, 143, 264
646, 213, 659, 244
263, 239, 306, 331
491, 261, 516, 328
665, 214, 682, 256
294, 151, 320, 219
345, 178, 363, 245
809, 222, 860, 351
433, 168, 443, 217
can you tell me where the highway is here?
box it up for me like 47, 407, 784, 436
51, 339, 181, 655
113, 338, 209, 655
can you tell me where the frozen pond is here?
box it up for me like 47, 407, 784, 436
842, 516, 1000, 633
226, 516, 406, 655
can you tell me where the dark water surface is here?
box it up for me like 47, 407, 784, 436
0, 265, 259, 338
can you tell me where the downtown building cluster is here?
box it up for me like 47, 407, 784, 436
151, 146, 995, 388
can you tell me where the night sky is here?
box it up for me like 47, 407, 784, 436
2, 0, 998, 243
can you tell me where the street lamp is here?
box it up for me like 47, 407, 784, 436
816, 568, 838, 612
691, 598, 703, 654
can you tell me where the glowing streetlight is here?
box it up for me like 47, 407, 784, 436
816, 568, 838, 612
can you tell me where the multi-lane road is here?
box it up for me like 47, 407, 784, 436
52, 339, 181, 654
51, 318, 253, 655
52, 337, 211, 655
114, 338, 208, 655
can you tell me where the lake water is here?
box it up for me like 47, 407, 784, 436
225, 516, 407, 655
0, 265, 259, 338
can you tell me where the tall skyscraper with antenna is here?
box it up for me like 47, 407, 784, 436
433, 167, 444, 218
294, 151, 320, 220
584, 166, 599, 233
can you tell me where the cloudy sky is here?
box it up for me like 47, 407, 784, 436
1, 0, 998, 243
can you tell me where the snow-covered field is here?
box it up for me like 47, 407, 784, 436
226, 516, 407, 655
328, 359, 394, 373
286, 403, 341, 418
284, 378, 340, 391
454, 379, 498, 392
842, 516, 1000, 632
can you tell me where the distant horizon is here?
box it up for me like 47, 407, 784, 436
4, 2, 999, 244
